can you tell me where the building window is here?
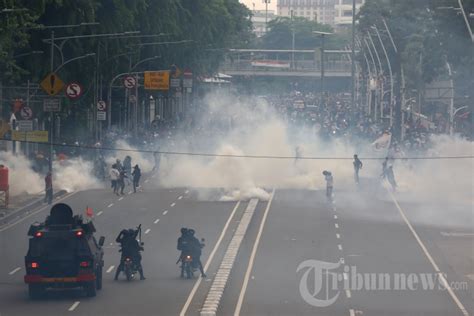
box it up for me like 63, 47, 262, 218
343, 9, 352, 17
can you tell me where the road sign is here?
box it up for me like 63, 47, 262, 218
170, 78, 181, 88
20, 106, 33, 120
40, 73, 65, 96
43, 98, 61, 112
97, 100, 107, 111
17, 120, 33, 131
65, 82, 83, 99
183, 69, 193, 78
183, 78, 193, 88
171, 64, 182, 78
144, 71, 170, 90
97, 111, 106, 121
123, 76, 137, 89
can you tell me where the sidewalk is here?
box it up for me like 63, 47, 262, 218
0, 189, 67, 227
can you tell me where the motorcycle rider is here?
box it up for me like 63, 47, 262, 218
187, 229, 206, 278
114, 228, 146, 280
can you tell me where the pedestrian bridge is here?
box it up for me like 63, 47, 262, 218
219, 49, 352, 78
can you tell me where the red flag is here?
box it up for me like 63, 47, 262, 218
86, 206, 93, 217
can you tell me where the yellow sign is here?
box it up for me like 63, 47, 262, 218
12, 131, 49, 142
144, 71, 170, 90
171, 65, 182, 78
40, 73, 65, 96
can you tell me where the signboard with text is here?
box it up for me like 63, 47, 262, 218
43, 98, 61, 112
144, 71, 170, 90
97, 111, 106, 121
12, 130, 48, 142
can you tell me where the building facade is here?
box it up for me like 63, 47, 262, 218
276, 0, 364, 27
251, 10, 277, 37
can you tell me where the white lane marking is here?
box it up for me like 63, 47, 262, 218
128, 191, 133, 195
9, 267, 21, 275
201, 199, 259, 316
118, 197, 124, 201
144, 179, 149, 183
145, 229, 151, 234
346, 290, 352, 298
349, 308, 355, 316
234, 189, 276, 316
180, 201, 241, 316
170, 202, 176, 207
334, 215, 338, 219
0, 191, 79, 233
154, 219, 160, 224
335, 223, 339, 229
336, 233, 341, 239
163, 210, 168, 215
178, 195, 183, 200
106, 265, 115, 273
68, 301, 80, 312
338, 244, 343, 251
387, 189, 470, 316
107, 203, 114, 208
343, 273, 348, 280
185, 190, 189, 194
96, 211, 103, 216
441, 232, 474, 237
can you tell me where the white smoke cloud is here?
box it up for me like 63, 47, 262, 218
0, 151, 43, 195
53, 158, 102, 192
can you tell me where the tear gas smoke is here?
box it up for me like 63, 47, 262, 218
0, 152, 43, 195
53, 158, 102, 192
112, 140, 154, 172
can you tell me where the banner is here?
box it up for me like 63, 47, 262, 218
12, 131, 48, 142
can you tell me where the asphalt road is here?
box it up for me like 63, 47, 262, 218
0, 175, 472, 316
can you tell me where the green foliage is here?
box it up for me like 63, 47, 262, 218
257, 16, 347, 50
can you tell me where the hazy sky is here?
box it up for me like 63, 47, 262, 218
240, 0, 277, 11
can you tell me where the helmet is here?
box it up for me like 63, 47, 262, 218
180, 227, 188, 235
188, 229, 195, 236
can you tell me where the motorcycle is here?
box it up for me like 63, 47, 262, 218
123, 256, 139, 281
181, 254, 194, 279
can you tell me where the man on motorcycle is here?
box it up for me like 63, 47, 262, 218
114, 228, 146, 280
187, 229, 206, 278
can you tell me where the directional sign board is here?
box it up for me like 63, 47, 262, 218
144, 71, 170, 90
20, 106, 33, 120
65, 82, 83, 99
17, 120, 33, 131
97, 111, 106, 121
97, 100, 107, 111
40, 73, 65, 96
43, 98, 61, 112
170, 78, 181, 88
12, 130, 48, 142
123, 76, 137, 89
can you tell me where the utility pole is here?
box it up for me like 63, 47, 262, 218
263, 0, 271, 34
351, 0, 356, 124
314, 31, 332, 106
49, 31, 54, 173
291, 9, 295, 70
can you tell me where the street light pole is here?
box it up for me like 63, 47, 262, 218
351, 0, 356, 123
313, 31, 332, 106
49, 31, 54, 173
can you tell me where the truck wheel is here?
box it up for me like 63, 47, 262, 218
28, 284, 44, 300
96, 267, 103, 290
84, 281, 97, 297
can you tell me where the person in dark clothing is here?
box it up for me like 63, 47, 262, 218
132, 164, 141, 193
381, 157, 389, 179
123, 156, 132, 185
386, 165, 397, 191
114, 228, 145, 280
187, 229, 206, 277
177, 228, 190, 278
353, 154, 363, 184
44, 171, 53, 204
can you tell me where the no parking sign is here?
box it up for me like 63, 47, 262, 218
65, 82, 83, 100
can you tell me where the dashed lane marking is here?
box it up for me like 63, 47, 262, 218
107, 203, 114, 208
336, 233, 341, 239
178, 195, 183, 200
338, 244, 343, 251
180, 201, 241, 316
349, 308, 355, 316
234, 190, 276, 316
118, 197, 124, 201
334, 215, 338, 219
145, 229, 151, 234
68, 301, 80, 312
343, 273, 348, 280
335, 223, 339, 229
346, 290, 352, 298
154, 219, 160, 224
170, 203, 176, 207
185, 190, 189, 194
128, 191, 133, 195
106, 266, 115, 273
9, 267, 21, 275
144, 179, 149, 183
96, 211, 103, 216
388, 189, 470, 316
163, 210, 168, 215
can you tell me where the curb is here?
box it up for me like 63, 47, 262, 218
0, 189, 68, 227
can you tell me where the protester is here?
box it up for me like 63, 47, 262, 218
353, 154, 363, 184
44, 171, 53, 204
322, 170, 333, 202
132, 164, 141, 193
109, 164, 120, 196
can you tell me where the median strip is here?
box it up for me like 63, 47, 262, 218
200, 198, 259, 316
